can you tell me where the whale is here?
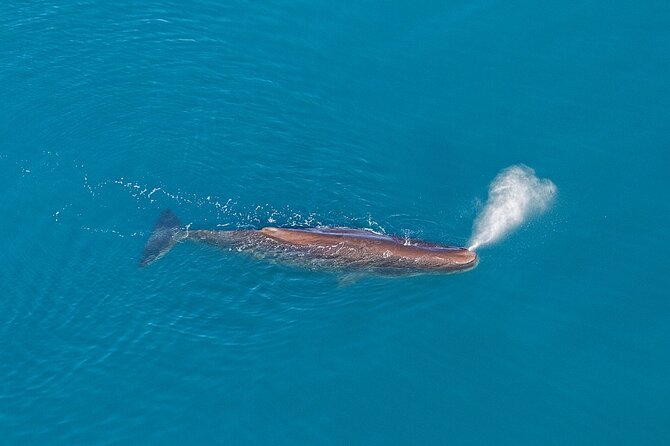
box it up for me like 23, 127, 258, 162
140, 210, 478, 276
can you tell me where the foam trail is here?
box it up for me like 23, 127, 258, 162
468, 165, 556, 250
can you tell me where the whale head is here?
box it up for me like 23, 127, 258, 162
428, 247, 479, 272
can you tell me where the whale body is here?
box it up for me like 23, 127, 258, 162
140, 210, 478, 275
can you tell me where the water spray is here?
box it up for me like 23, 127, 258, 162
468, 165, 556, 251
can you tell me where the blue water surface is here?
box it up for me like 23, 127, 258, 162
1, 1, 668, 444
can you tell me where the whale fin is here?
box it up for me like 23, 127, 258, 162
337, 273, 364, 287
139, 209, 183, 267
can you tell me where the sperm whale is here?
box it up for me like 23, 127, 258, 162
140, 210, 478, 275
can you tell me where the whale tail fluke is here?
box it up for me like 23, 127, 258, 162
139, 209, 183, 267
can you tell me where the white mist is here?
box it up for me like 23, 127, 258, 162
468, 165, 556, 250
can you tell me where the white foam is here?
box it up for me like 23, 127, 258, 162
468, 165, 556, 250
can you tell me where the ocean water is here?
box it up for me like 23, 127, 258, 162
1, 1, 669, 444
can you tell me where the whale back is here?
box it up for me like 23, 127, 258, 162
258, 227, 475, 269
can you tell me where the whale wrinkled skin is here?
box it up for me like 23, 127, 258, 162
140, 210, 478, 276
